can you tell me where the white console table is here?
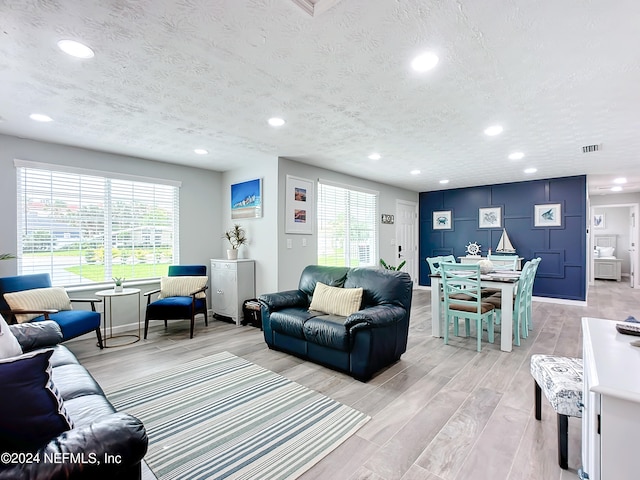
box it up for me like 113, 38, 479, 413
581, 317, 640, 480
458, 255, 523, 270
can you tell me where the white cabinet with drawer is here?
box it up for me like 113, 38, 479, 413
210, 259, 255, 325
581, 317, 640, 480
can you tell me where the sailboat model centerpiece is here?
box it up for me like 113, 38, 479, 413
496, 228, 516, 253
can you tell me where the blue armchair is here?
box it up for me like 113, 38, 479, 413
143, 265, 209, 339
0, 273, 103, 348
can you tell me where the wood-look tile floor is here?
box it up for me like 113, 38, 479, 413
68, 279, 640, 480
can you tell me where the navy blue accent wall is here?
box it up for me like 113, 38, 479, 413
419, 175, 586, 301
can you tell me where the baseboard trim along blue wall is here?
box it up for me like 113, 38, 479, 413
419, 175, 586, 301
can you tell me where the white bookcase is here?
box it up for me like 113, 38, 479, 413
210, 259, 255, 325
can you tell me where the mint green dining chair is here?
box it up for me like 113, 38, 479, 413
487, 254, 519, 271
440, 262, 496, 352
426, 255, 456, 275
484, 258, 540, 346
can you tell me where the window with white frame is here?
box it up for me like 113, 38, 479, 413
15, 160, 180, 286
317, 180, 378, 267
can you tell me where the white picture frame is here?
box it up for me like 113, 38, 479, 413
433, 210, 452, 230
593, 213, 605, 229
534, 203, 562, 227
285, 175, 314, 234
479, 207, 501, 228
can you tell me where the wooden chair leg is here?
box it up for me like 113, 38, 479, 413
95, 327, 104, 349
144, 317, 149, 339
190, 317, 195, 339
534, 381, 542, 420
557, 413, 569, 469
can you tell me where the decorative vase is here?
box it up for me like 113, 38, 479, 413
477, 259, 494, 274
114, 284, 123, 293
226, 249, 238, 260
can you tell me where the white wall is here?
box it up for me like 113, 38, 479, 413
591, 192, 640, 285
0, 134, 419, 328
221, 162, 279, 296
593, 206, 631, 273
276, 157, 418, 291
0, 134, 223, 329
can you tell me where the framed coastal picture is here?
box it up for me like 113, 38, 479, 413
479, 207, 501, 228
285, 175, 314, 234
534, 203, 562, 227
231, 178, 262, 219
433, 210, 452, 230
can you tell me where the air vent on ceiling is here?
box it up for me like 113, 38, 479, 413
582, 144, 602, 153
290, 0, 343, 16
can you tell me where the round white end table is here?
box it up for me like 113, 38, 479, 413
96, 288, 141, 347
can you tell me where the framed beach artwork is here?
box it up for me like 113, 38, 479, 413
433, 211, 452, 230
285, 175, 314, 234
231, 178, 262, 219
479, 207, 501, 228
593, 213, 605, 229
534, 203, 562, 227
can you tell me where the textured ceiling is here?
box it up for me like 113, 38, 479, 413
1, 0, 639, 194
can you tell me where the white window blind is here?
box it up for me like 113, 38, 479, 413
317, 180, 378, 267
16, 162, 179, 286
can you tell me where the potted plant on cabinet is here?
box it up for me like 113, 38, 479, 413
223, 224, 247, 260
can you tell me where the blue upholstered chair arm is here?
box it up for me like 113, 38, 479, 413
259, 290, 309, 311
345, 305, 407, 330
9, 321, 64, 352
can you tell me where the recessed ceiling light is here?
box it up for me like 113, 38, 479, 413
439, 179, 450, 184
268, 117, 285, 127
524, 167, 537, 174
368, 153, 381, 160
29, 113, 53, 122
484, 125, 503, 136
411, 52, 439, 72
508, 152, 525, 160
57, 39, 95, 59
410, 169, 421, 175
613, 177, 627, 184
194, 149, 208, 155
611, 186, 623, 192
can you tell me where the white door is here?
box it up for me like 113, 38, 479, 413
630, 206, 638, 288
396, 200, 418, 283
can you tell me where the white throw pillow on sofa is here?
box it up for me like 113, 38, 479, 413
0, 314, 22, 359
309, 282, 363, 317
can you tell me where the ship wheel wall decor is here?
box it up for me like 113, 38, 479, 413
465, 241, 481, 256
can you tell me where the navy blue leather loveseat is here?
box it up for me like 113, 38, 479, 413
259, 265, 413, 381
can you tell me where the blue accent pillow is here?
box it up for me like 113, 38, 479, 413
0, 349, 73, 452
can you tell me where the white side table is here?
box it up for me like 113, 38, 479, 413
96, 288, 141, 347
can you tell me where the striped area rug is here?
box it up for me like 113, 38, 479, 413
106, 352, 370, 480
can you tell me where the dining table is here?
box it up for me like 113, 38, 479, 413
430, 270, 521, 352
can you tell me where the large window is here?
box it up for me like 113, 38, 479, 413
317, 180, 378, 267
16, 160, 180, 286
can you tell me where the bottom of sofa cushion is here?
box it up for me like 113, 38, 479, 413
53, 364, 105, 401
270, 308, 322, 339
64, 395, 116, 428
303, 315, 349, 351
49, 345, 80, 368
